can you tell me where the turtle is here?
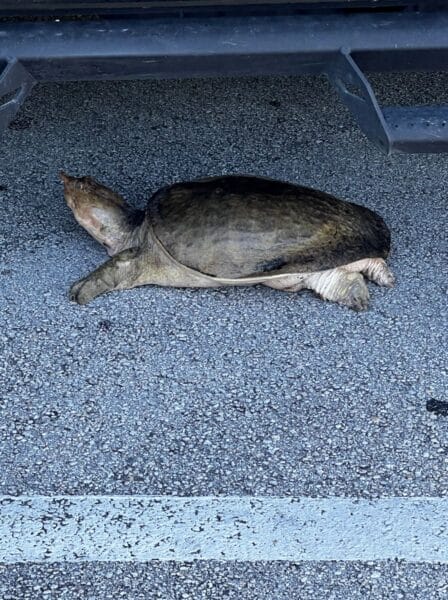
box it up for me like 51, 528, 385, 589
60, 172, 394, 310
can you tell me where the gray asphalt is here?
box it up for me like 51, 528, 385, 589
2, 562, 448, 599
0, 72, 447, 597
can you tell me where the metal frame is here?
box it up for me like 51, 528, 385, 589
2, 9, 448, 153
0, 0, 434, 17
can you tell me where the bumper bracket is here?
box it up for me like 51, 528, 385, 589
0, 59, 36, 132
328, 50, 448, 154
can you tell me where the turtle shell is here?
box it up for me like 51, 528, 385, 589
147, 175, 390, 279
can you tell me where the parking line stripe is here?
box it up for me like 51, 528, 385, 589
1, 495, 447, 563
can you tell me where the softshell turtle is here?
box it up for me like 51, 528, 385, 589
61, 172, 394, 310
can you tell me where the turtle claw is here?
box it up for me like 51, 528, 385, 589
69, 277, 96, 305
340, 273, 370, 311
381, 269, 395, 289
366, 258, 395, 288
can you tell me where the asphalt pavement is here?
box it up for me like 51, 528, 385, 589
0, 72, 447, 598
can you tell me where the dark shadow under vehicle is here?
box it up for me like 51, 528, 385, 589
1, 0, 448, 153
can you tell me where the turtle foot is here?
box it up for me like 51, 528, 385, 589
339, 272, 370, 311
365, 258, 395, 288
69, 277, 98, 305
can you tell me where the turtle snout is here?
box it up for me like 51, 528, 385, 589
59, 170, 76, 185
60, 172, 81, 210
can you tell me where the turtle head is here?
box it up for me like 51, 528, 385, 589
60, 171, 142, 256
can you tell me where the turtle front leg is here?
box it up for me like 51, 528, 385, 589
69, 247, 143, 305
305, 268, 370, 311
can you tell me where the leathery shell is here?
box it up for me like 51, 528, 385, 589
147, 175, 390, 279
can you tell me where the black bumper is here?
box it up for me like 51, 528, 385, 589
2, 7, 448, 154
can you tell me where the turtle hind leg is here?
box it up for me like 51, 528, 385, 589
305, 268, 370, 311
69, 247, 144, 305
344, 257, 395, 288
262, 268, 369, 310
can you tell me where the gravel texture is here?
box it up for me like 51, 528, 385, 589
0, 72, 447, 595
1, 561, 448, 599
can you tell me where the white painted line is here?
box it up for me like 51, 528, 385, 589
1, 496, 447, 563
